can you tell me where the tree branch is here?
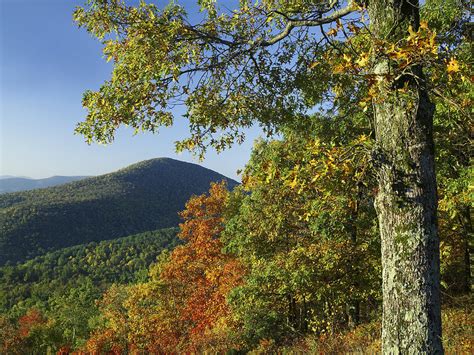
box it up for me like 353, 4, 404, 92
259, 3, 356, 46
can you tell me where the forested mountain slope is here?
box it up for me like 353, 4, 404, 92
0, 158, 237, 265
0, 228, 179, 317
0, 176, 89, 194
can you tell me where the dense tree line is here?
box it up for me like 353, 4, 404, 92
0, 228, 178, 352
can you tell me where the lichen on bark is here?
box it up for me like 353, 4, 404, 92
369, 0, 443, 353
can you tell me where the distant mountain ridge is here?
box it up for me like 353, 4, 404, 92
0, 176, 89, 193
0, 158, 238, 265
0, 175, 31, 180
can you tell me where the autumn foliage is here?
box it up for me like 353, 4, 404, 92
159, 182, 245, 351
18, 308, 46, 338
86, 182, 245, 353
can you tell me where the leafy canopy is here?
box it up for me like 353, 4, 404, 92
73, 0, 365, 155
74, 0, 468, 157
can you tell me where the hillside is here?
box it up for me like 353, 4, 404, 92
0, 158, 238, 265
0, 176, 89, 194
0, 228, 179, 316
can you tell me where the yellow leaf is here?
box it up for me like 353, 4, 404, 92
386, 43, 397, 55
332, 64, 345, 74
356, 53, 369, 67
327, 28, 338, 36
311, 173, 321, 183
289, 176, 298, 189
390, 49, 408, 61
447, 58, 460, 74
429, 32, 438, 55
407, 25, 417, 38
358, 101, 368, 112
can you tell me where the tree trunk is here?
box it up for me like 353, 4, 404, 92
368, 1, 443, 353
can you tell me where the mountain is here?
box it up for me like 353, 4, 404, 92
0, 158, 238, 265
0, 176, 89, 193
0, 175, 30, 180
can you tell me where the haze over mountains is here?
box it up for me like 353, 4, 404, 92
0, 175, 30, 180
0, 158, 238, 265
0, 175, 89, 193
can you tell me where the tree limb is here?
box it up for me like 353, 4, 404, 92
259, 3, 356, 46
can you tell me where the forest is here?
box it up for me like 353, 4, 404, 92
1, 0, 472, 353
0, 228, 179, 351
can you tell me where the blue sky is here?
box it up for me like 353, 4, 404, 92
0, 0, 261, 180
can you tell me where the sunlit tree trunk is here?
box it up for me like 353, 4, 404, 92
368, 0, 443, 352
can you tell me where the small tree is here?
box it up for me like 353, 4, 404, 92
159, 182, 245, 351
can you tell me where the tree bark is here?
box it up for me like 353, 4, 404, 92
368, 1, 443, 353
